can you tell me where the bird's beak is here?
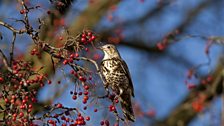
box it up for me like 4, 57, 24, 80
97, 46, 103, 50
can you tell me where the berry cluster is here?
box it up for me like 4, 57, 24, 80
62, 53, 79, 65
80, 31, 96, 45
70, 84, 90, 105
73, 113, 90, 125
100, 120, 110, 126
30, 48, 41, 58
45, 106, 89, 126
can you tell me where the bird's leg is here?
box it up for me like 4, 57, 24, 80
114, 88, 123, 102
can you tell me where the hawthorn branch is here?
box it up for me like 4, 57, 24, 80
0, 20, 26, 67
0, 21, 26, 34
9, 32, 16, 66
0, 48, 30, 89
0, 49, 10, 69
33, 105, 78, 124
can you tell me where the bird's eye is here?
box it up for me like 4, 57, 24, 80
107, 46, 111, 49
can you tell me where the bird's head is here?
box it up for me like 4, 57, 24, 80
99, 44, 121, 60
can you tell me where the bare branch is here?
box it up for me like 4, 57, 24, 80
0, 49, 10, 69
0, 21, 26, 34
9, 32, 16, 66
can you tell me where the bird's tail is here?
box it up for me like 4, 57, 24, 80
120, 93, 135, 122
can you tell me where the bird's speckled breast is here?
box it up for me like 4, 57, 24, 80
101, 59, 128, 89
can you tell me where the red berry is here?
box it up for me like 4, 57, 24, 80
23, 118, 28, 122
82, 99, 87, 104
75, 53, 79, 57
12, 117, 16, 121
4, 98, 9, 103
70, 53, 75, 58
105, 120, 110, 126
20, 105, 25, 109
20, 9, 25, 14
91, 35, 96, 40
19, 112, 24, 118
10, 99, 15, 104
109, 105, 116, 111
13, 113, 17, 117
69, 58, 73, 63
79, 76, 86, 82
28, 104, 33, 108
56, 103, 63, 108
81, 38, 86, 43
28, 109, 32, 113
47, 80, 52, 84
48, 120, 54, 124
0, 77, 4, 82
84, 85, 89, 90
70, 70, 75, 74
78, 92, 82, 95
72, 95, 77, 100
86, 116, 90, 121
22, 99, 27, 104
83, 96, 89, 101
63, 60, 68, 65
11, 95, 16, 99
87, 32, 92, 36
65, 118, 69, 122
31, 98, 37, 103
84, 91, 88, 95
100, 120, 104, 125
82, 34, 86, 38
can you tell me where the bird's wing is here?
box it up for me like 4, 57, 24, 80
117, 59, 135, 97
100, 60, 108, 85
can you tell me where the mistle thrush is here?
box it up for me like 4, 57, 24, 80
99, 44, 135, 122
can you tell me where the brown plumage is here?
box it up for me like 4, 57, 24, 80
99, 44, 135, 122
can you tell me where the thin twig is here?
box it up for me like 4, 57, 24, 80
0, 21, 26, 34
9, 32, 16, 66
0, 49, 9, 69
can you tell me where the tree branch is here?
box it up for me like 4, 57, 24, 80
0, 21, 26, 34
